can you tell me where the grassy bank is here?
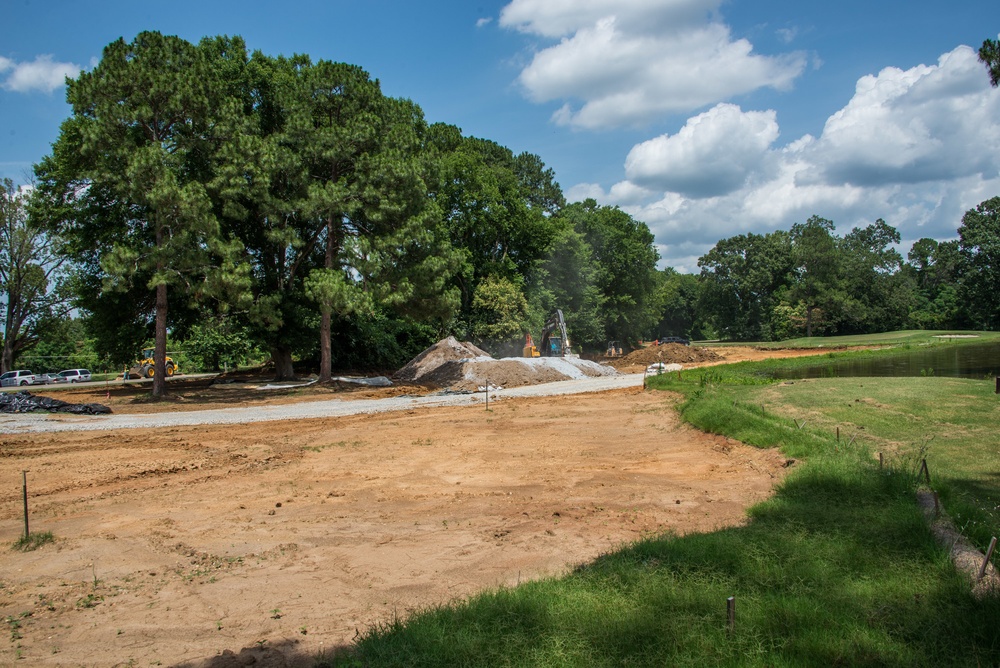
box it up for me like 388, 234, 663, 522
322, 344, 1000, 667
700, 329, 1000, 349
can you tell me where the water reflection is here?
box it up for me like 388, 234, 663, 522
772, 341, 1000, 380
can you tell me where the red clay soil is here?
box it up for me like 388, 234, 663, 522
609, 343, 722, 370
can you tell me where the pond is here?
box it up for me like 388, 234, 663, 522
772, 341, 1000, 380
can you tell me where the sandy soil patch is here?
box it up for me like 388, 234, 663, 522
0, 387, 788, 667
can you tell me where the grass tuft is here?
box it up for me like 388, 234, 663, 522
12, 531, 54, 552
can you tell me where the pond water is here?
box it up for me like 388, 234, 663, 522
772, 341, 1000, 380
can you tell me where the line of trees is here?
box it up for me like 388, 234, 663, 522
11, 33, 662, 394
663, 200, 1000, 342
3, 32, 1000, 392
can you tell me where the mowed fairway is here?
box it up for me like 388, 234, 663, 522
749, 375, 1000, 549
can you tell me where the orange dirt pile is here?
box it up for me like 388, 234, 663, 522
610, 343, 722, 369
393, 335, 492, 383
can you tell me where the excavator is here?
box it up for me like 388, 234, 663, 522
523, 310, 577, 358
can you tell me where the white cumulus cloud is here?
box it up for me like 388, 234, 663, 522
500, 0, 806, 129
803, 45, 1000, 187
625, 103, 780, 198
1, 54, 81, 93
500, 0, 723, 38
584, 45, 1000, 270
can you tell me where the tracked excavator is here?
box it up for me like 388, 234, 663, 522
523, 310, 577, 358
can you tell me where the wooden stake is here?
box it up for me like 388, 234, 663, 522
920, 458, 930, 485
485, 380, 489, 411
22, 470, 29, 539
879, 452, 883, 470
979, 536, 997, 580
848, 434, 857, 447
726, 596, 735, 632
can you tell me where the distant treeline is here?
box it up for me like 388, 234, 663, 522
665, 201, 1000, 342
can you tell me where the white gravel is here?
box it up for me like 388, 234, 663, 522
0, 373, 647, 435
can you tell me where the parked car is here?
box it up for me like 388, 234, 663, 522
57, 369, 92, 383
1, 370, 36, 387
660, 336, 691, 346
36, 373, 63, 385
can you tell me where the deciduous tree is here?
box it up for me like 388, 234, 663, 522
957, 196, 1000, 328
0, 179, 72, 372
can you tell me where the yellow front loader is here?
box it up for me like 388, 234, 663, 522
127, 349, 178, 379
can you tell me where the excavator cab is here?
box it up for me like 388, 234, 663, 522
538, 310, 576, 358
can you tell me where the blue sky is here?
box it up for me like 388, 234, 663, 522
2, 0, 999, 271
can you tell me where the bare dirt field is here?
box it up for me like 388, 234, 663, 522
0, 345, 817, 667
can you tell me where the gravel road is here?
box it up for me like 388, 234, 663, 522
0, 373, 647, 434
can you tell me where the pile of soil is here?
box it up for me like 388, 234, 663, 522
610, 343, 721, 369
395, 337, 618, 390
418, 356, 618, 391
394, 336, 492, 383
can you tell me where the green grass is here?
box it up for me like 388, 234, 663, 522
728, 376, 1000, 552
698, 329, 1000, 349
11, 531, 54, 552
319, 342, 1000, 667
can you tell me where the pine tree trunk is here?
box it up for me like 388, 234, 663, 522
152, 217, 168, 398
153, 281, 168, 397
271, 345, 296, 381
318, 215, 336, 383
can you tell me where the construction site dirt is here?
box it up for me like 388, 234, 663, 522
0, 345, 829, 667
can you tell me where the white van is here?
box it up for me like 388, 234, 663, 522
57, 369, 92, 383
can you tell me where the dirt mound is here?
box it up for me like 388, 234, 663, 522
394, 336, 493, 383
610, 343, 721, 369
395, 337, 618, 390
417, 356, 618, 391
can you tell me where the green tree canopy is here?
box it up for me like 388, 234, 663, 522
1, 179, 72, 372
957, 196, 1000, 328
698, 231, 793, 341
559, 199, 660, 346
34, 32, 248, 395
980, 38, 1000, 87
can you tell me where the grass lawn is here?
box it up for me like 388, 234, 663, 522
733, 375, 1000, 553
321, 342, 1000, 667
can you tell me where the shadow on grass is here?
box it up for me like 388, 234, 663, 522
321, 452, 1000, 667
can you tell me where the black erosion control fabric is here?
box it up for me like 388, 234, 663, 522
0, 391, 112, 415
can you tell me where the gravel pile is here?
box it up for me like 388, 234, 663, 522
395, 336, 618, 391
